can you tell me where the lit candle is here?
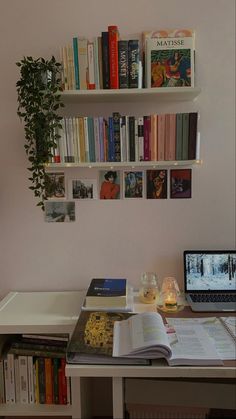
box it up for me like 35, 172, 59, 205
164, 291, 178, 311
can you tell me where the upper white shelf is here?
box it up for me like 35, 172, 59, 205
61, 87, 201, 104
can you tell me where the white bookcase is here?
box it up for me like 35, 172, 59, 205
0, 291, 84, 418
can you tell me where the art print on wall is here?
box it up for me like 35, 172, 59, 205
71, 179, 97, 199
45, 172, 65, 199
170, 169, 192, 199
45, 201, 75, 222
99, 170, 121, 199
124, 171, 144, 199
146, 170, 167, 199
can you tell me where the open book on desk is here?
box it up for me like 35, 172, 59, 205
113, 312, 223, 366
167, 316, 236, 360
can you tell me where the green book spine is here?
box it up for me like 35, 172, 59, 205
73, 38, 80, 89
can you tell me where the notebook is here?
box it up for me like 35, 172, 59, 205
184, 250, 236, 312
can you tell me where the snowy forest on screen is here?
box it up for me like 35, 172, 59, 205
186, 254, 236, 290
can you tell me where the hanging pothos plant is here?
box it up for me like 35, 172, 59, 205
16, 56, 64, 210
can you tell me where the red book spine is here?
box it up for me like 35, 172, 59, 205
108, 25, 119, 89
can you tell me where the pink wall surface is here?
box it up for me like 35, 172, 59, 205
0, 0, 235, 297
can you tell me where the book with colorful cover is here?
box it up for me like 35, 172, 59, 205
144, 29, 195, 88
66, 310, 148, 365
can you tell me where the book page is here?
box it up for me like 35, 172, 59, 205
220, 317, 236, 340
167, 317, 236, 360
113, 312, 170, 358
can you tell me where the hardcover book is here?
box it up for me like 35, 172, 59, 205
85, 278, 127, 308
66, 310, 148, 365
145, 29, 195, 88
108, 25, 119, 89
101, 31, 110, 89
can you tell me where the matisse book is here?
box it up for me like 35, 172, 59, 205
85, 278, 127, 308
144, 29, 195, 88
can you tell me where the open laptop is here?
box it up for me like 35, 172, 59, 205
184, 250, 236, 312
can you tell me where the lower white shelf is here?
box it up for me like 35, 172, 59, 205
46, 159, 202, 169
0, 403, 72, 416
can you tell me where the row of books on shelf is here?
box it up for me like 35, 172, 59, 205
0, 334, 70, 405
51, 112, 199, 165
60, 26, 195, 90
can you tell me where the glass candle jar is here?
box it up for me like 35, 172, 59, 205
139, 272, 158, 304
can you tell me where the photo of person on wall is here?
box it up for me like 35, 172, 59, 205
99, 170, 120, 199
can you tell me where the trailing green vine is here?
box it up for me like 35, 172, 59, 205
16, 56, 64, 210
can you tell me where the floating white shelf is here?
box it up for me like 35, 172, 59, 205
46, 160, 202, 169
61, 87, 201, 104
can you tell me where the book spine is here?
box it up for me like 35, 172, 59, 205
87, 116, 96, 162
87, 41, 96, 90
8, 354, 16, 404
34, 358, 40, 404
157, 114, 165, 161
128, 40, 139, 88
58, 358, 67, 404
97, 36, 103, 89
118, 40, 129, 88
93, 37, 100, 89
128, 116, 136, 162
113, 112, 121, 162
38, 357, 45, 404
101, 32, 110, 89
182, 113, 189, 160
27, 356, 35, 404
143, 116, 151, 161
108, 117, 115, 162
175, 113, 183, 160
99, 117, 105, 162
188, 112, 198, 159
120, 116, 127, 162
168, 113, 177, 160
78, 38, 88, 90
150, 114, 157, 161
72, 37, 80, 89
52, 357, 60, 404
108, 25, 119, 89
0, 359, 5, 403
84, 116, 90, 162
138, 117, 144, 161
78, 117, 86, 162
45, 357, 53, 404
18, 355, 28, 404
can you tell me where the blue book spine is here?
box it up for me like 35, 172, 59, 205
73, 37, 80, 89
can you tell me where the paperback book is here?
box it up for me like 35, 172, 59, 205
145, 29, 195, 88
113, 312, 224, 366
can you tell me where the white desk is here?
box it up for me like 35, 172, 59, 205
66, 360, 236, 419
65, 302, 236, 419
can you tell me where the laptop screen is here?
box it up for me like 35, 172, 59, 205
184, 251, 236, 292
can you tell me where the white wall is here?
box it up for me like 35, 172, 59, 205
0, 0, 235, 297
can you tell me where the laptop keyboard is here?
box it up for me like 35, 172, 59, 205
190, 294, 236, 303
